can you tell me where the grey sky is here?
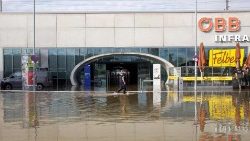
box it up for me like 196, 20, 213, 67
1, 0, 250, 12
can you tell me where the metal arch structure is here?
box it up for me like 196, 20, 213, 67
70, 52, 175, 86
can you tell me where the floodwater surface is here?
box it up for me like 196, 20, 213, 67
0, 90, 250, 141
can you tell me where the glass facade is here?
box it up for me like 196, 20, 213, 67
2, 46, 248, 90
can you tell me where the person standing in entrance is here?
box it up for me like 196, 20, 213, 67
117, 70, 127, 94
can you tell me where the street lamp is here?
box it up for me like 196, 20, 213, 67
33, 0, 36, 91
194, 0, 198, 125
194, 0, 198, 91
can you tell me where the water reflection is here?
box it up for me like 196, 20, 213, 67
23, 92, 39, 128
0, 91, 250, 140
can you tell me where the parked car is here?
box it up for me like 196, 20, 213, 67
1, 70, 52, 90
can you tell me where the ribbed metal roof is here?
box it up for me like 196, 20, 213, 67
1, 0, 250, 13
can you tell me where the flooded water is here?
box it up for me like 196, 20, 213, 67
0, 90, 250, 141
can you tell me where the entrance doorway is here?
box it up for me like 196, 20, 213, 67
80, 58, 154, 91
71, 53, 174, 91
106, 63, 138, 91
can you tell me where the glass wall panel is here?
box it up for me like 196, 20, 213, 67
186, 48, 195, 65
159, 48, 169, 61
182, 48, 195, 76
102, 48, 113, 54
177, 48, 186, 66
121, 48, 140, 53
168, 48, 177, 66
93, 48, 102, 55
80, 48, 87, 60
148, 48, 159, 56
141, 48, 149, 54
3, 46, 243, 90
66, 49, 75, 78
85, 48, 93, 59
48, 49, 57, 72
12, 49, 21, 73
74, 48, 81, 65
113, 48, 122, 53
94, 64, 106, 91
3, 49, 13, 77
57, 48, 66, 72
204, 47, 211, 76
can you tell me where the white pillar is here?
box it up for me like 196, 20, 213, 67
153, 64, 161, 91
153, 64, 161, 106
0, 47, 3, 79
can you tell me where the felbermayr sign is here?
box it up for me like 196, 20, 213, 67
209, 49, 244, 67
198, 17, 250, 42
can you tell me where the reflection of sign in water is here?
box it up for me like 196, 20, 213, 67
183, 95, 244, 120
209, 49, 244, 67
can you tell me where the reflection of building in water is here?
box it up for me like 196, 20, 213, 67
0, 94, 3, 136
119, 95, 128, 116
183, 92, 250, 139
183, 95, 245, 120
199, 104, 206, 132
199, 132, 241, 141
23, 92, 39, 128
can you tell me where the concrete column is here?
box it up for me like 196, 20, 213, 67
0, 47, 3, 79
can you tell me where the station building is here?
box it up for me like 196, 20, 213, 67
0, 11, 250, 90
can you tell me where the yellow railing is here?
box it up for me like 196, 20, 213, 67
168, 76, 233, 81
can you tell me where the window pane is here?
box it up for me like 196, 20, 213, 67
85, 48, 93, 59
57, 48, 66, 71
66, 49, 75, 73
141, 48, 149, 54
159, 48, 169, 61
80, 48, 87, 60
186, 48, 195, 65
177, 48, 186, 66
3, 49, 12, 55
149, 48, 159, 56
48, 49, 57, 72
93, 48, 102, 55
4, 55, 12, 77
13, 49, 21, 72
102, 48, 113, 54
169, 48, 177, 66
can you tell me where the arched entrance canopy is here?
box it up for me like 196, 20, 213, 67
70, 52, 174, 86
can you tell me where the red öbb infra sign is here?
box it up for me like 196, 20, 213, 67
198, 17, 249, 42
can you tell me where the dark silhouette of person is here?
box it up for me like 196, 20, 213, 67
117, 71, 127, 94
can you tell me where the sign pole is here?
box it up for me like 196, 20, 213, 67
194, 0, 198, 92
194, 0, 198, 124
33, 0, 36, 91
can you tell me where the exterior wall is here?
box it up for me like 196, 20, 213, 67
1, 12, 249, 49
0, 12, 250, 80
